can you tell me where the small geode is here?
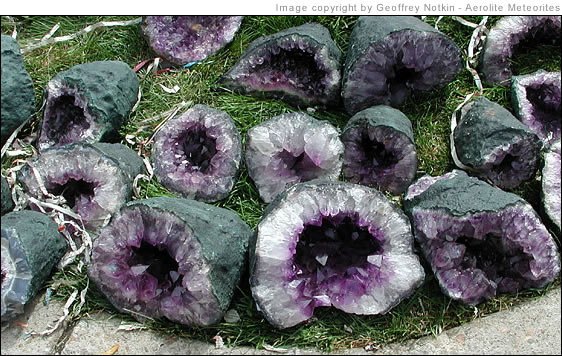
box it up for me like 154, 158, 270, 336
152, 104, 242, 203
250, 180, 425, 329
1, 176, 14, 215
404, 170, 561, 305
342, 16, 462, 114
480, 16, 561, 86
1, 35, 36, 146
38, 61, 139, 151
511, 70, 561, 145
141, 16, 244, 66
245, 112, 343, 203
18, 142, 144, 229
88, 197, 252, 326
220, 23, 342, 108
342, 105, 417, 195
451, 96, 541, 189
542, 139, 561, 235
1, 210, 67, 321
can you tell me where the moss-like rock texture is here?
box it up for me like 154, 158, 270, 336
1, 176, 14, 215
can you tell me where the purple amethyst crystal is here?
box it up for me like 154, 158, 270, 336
404, 170, 561, 305
342, 16, 462, 114
141, 16, 243, 66
511, 70, 561, 145
452, 96, 541, 189
342, 105, 417, 195
542, 139, 561, 235
88, 197, 251, 326
245, 112, 343, 203
219, 23, 342, 108
480, 16, 561, 86
18, 142, 144, 229
152, 104, 242, 203
250, 181, 425, 329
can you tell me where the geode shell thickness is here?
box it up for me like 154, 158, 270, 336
38, 61, 139, 150
404, 170, 561, 305
141, 16, 244, 66
250, 180, 425, 329
1, 35, 36, 146
1, 210, 67, 321
220, 23, 342, 108
542, 139, 561, 235
245, 112, 344, 203
480, 16, 561, 86
342, 16, 462, 114
18, 142, 144, 229
342, 105, 417, 195
88, 197, 252, 327
452, 96, 541, 190
152, 104, 242, 203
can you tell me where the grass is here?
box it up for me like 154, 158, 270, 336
1, 15, 560, 352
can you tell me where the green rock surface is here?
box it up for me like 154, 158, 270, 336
343, 105, 415, 143
1, 176, 14, 215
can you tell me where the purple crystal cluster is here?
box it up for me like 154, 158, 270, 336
141, 16, 243, 66
542, 139, 561, 233
250, 181, 425, 329
245, 112, 343, 203
480, 16, 561, 86
152, 104, 242, 203
511, 70, 561, 145
404, 170, 561, 305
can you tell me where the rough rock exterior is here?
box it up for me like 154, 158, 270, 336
542, 139, 561, 235
1, 176, 14, 215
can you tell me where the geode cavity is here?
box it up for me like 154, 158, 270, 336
342, 105, 417, 195
480, 16, 561, 86
404, 170, 561, 305
152, 104, 242, 203
141, 16, 244, 66
220, 23, 342, 108
542, 139, 561, 235
38, 61, 139, 150
18, 142, 144, 229
511, 70, 561, 145
1, 210, 67, 321
250, 181, 425, 329
1, 35, 36, 146
245, 112, 343, 203
342, 16, 462, 114
88, 197, 251, 326
452, 96, 541, 189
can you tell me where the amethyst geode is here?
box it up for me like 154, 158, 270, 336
141, 16, 243, 66
342, 16, 462, 114
88, 197, 251, 326
480, 16, 561, 86
245, 112, 343, 203
250, 181, 425, 329
18, 142, 144, 229
542, 139, 561, 235
404, 170, 561, 305
511, 70, 561, 145
452, 96, 541, 189
342, 105, 417, 195
152, 104, 242, 203
38, 61, 139, 150
1, 210, 67, 321
220, 23, 342, 108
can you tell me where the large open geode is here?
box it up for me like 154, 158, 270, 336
342, 105, 417, 195
141, 16, 243, 66
404, 170, 561, 305
219, 23, 342, 108
1, 210, 67, 321
511, 70, 561, 145
250, 181, 425, 329
152, 104, 242, 203
88, 197, 251, 326
245, 112, 343, 203
38, 61, 139, 150
342, 16, 462, 114
480, 16, 561, 86
452, 96, 541, 190
18, 142, 144, 229
542, 139, 561, 235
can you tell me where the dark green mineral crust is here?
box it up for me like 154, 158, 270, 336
1, 176, 14, 215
